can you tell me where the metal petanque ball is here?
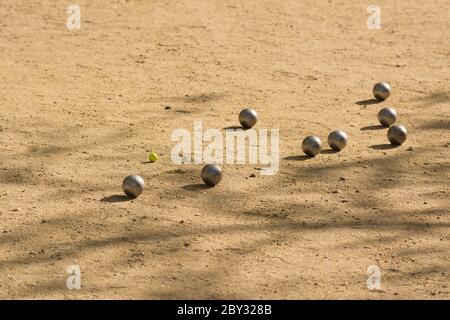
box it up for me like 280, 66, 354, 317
378, 107, 397, 127
328, 130, 348, 151
373, 82, 391, 101
302, 136, 322, 157
122, 175, 145, 198
387, 124, 407, 145
239, 108, 258, 129
201, 164, 223, 186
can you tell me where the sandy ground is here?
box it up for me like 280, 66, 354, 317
0, 0, 449, 299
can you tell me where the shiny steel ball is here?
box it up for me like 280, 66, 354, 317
373, 82, 391, 101
122, 175, 145, 198
387, 124, 407, 145
201, 164, 223, 186
239, 108, 258, 129
327, 130, 348, 151
302, 136, 322, 157
378, 107, 397, 127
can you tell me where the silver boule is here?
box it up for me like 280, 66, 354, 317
239, 108, 258, 129
378, 107, 397, 127
387, 124, 407, 145
373, 82, 391, 101
328, 130, 348, 151
122, 175, 145, 198
201, 164, 223, 186
302, 136, 322, 157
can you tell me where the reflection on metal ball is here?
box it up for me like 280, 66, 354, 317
201, 164, 223, 186
302, 136, 322, 157
387, 124, 407, 145
239, 108, 258, 129
328, 130, 348, 151
122, 175, 145, 198
378, 107, 397, 127
373, 82, 391, 101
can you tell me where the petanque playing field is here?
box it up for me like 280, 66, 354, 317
0, 0, 449, 299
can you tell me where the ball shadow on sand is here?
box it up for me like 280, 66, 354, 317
182, 183, 214, 192
355, 98, 382, 106
361, 125, 386, 131
283, 155, 312, 161
369, 144, 399, 150
223, 125, 249, 130
100, 194, 132, 203
321, 149, 339, 154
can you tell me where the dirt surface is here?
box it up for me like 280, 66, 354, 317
0, 0, 449, 299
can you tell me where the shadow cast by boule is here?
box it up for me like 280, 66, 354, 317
321, 149, 339, 154
182, 183, 214, 192
223, 125, 249, 131
370, 144, 399, 150
100, 194, 132, 203
283, 155, 312, 161
355, 98, 382, 106
361, 125, 386, 131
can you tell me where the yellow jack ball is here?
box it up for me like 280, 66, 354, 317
148, 152, 158, 162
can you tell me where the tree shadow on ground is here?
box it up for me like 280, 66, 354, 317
411, 90, 450, 107
420, 120, 450, 130
1, 131, 449, 299
162, 93, 226, 104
